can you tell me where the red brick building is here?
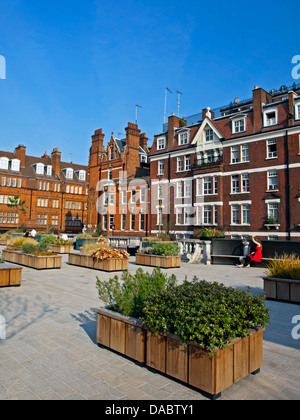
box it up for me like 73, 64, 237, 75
0, 145, 88, 233
87, 122, 150, 237
149, 84, 300, 240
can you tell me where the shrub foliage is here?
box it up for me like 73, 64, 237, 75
265, 253, 300, 280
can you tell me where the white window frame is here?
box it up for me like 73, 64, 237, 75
263, 108, 278, 127
231, 175, 239, 194
231, 204, 240, 225
241, 173, 250, 193
241, 204, 250, 225
205, 128, 214, 142
267, 170, 278, 190
46, 165, 52, 176
177, 156, 183, 172
0, 157, 9, 170
158, 160, 164, 175
231, 146, 239, 163
266, 138, 277, 159
267, 202, 279, 222
11, 159, 20, 171
178, 131, 188, 146
241, 144, 249, 162
231, 116, 246, 134
157, 137, 166, 151
295, 102, 300, 120
36, 163, 44, 175
185, 155, 191, 171
140, 213, 145, 231
65, 168, 73, 179
121, 214, 126, 231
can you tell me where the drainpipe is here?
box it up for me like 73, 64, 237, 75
285, 130, 291, 240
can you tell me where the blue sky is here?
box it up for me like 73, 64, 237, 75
0, 0, 299, 165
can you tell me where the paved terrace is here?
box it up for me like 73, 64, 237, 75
0, 248, 300, 400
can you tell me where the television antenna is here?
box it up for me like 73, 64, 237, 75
164, 87, 172, 126
135, 104, 142, 125
176, 90, 183, 117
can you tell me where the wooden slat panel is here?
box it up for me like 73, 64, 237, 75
110, 318, 126, 354
290, 283, 300, 303
249, 330, 263, 373
214, 345, 234, 394
9, 269, 22, 286
96, 314, 111, 347
188, 344, 214, 395
125, 324, 146, 363
0, 269, 10, 287
146, 331, 166, 373
166, 336, 188, 383
233, 337, 250, 382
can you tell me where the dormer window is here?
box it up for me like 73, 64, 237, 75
263, 108, 278, 127
0, 157, 9, 170
46, 165, 52, 176
75, 170, 86, 181
36, 163, 44, 175
231, 115, 247, 134
295, 102, 300, 120
11, 159, 20, 171
64, 168, 73, 179
178, 131, 189, 146
157, 137, 166, 151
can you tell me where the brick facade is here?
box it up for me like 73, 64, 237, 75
87, 123, 150, 237
0, 146, 88, 233
149, 85, 300, 240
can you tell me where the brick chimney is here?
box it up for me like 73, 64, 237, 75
89, 128, 105, 167
139, 132, 148, 149
252, 86, 272, 133
15, 145, 26, 166
51, 147, 61, 176
167, 113, 181, 150
125, 123, 141, 178
202, 107, 215, 120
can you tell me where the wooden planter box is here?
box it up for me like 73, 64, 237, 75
95, 306, 264, 399
0, 264, 22, 287
0, 239, 9, 246
68, 253, 128, 271
263, 276, 300, 304
2, 249, 62, 270
136, 253, 181, 268
49, 244, 74, 254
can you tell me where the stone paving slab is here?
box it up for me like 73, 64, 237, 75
0, 249, 300, 400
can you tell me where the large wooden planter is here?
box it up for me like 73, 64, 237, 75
49, 244, 74, 254
2, 249, 61, 270
0, 239, 10, 246
68, 253, 128, 271
263, 276, 300, 304
95, 306, 264, 399
0, 263, 22, 287
136, 253, 181, 268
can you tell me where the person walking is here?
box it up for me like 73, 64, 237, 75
236, 236, 263, 268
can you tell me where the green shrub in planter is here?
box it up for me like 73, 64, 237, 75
96, 267, 177, 318
142, 278, 270, 353
152, 243, 179, 256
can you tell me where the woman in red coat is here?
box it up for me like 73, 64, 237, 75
237, 236, 263, 268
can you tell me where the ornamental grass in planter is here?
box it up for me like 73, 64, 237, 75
263, 253, 300, 304
136, 243, 181, 268
95, 269, 270, 398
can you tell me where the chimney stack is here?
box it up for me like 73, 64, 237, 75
139, 132, 148, 149
15, 145, 26, 166
252, 86, 272, 133
51, 147, 61, 177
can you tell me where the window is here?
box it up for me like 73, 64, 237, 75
103, 214, 108, 230
140, 213, 145, 231
231, 146, 239, 163
295, 103, 300, 120
184, 180, 191, 197
231, 175, 239, 193
158, 184, 163, 200
1, 176, 5, 186
203, 177, 212, 195
37, 214, 48, 225
46, 165, 52, 176
121, 190, 127, 204
65, 168, 73, 179
140, 188, 146, 203
242, 204, 250, 224
158, 160, 164, 175
176, 208, 183, 225
177, 156, 183, 172
178, 131, 188, 146
108, 168, 112, 180
264, 109, 277, 126
232, 117, 246, 134
109, 193, 114, 205
110, 147, 114, 160
66, 185, 70, 193
231, 205, 240, 224
177, 181, 183, 198
6, 177, 11, 187
37, 198, 48, 207
11, 159, 20, 171
0, 212, 19, 225
267, 171, 278, 190
157, 137, 165, 150
36, 163, 44, 175
203, 205, 212, 224
130, 214, 135, 231
121, 214, 126, 230
241, 144, 249, 162
205, 128, 213, 142
185, 155, 191, 171
131, 190, 136, 203
267, 139, 277, 158
52, 199, 59, 208
17, 179, 22, 188
196, 178, 201, 196
52, 215, 58, 226
0, 157, 9, 170
268, 202, 278, 222
241, 173, 250, 192
109, 215, 114, 230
